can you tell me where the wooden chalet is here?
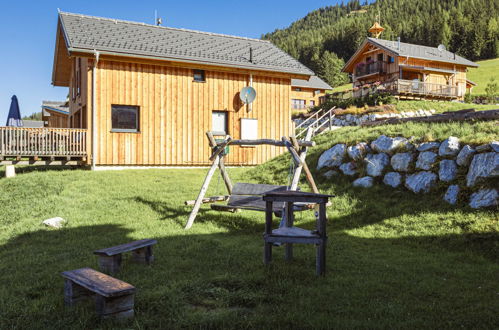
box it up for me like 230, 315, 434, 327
42, 101, 70, 128
342, 23, 478, 101
291, 76, 332, 112
1, 12, 314, 168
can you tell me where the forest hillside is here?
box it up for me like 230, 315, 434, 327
262, 0, 499, 87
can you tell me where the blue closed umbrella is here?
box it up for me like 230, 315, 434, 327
6, 95, 23, 127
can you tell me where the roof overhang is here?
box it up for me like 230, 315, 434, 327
52, 19, 72, 87
342, 38, 398, 73
42, 106, 70, 116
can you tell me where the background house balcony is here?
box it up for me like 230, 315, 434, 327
355, 61, 387, 78
353, 79, 459, 99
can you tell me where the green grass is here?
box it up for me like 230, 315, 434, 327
467, 58, 499, 94
0, 123, 498, 328
330, 83, 351, 93
393, 100, 498, 113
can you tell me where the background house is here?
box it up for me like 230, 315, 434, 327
41, 101, 69, 128
291, 76, 332, 112
342, 23, 478, 101
52, 12, 314, 167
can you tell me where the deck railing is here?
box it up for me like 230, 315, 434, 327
353, 79, 459, 99
0, 127, 87, 157
355, 61, 387, 78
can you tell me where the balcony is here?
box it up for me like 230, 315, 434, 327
355, 61, 387, 78
353, 79, 460, 99
0, 127, 88, 165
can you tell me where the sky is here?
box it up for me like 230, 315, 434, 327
0, 0, 341, 123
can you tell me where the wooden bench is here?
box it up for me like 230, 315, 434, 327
94, 239, 157, 274
210, 183, 311, 215
61, 267, 136, 319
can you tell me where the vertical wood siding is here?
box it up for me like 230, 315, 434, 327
90, 60, 292, 166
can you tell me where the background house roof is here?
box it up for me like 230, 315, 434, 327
58, 12, 314, 76
41, 100, 69, 115
23, 120, 44, 128
368, 37, 478, 67
291, 76, 332, 90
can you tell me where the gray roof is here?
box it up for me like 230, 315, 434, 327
367, 38, 478, 67
23, 120, 44, 128
42, 100, 69, 114
291, 76, 332, 90
58, 12, 314, 76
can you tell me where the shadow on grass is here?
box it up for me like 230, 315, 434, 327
0, 223, 497, 328
0, 165, 82, 178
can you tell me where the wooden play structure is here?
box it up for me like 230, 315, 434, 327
184, 130, 320, 229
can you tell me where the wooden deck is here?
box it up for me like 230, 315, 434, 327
0, 127, 88, 165
353, 79, 460, 100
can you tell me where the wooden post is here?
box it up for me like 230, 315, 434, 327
282, 137, 319, 194
290, 129, 313, 190
316, 202, 327, 276
284, 201, 294, 261
185, 156, 220, 230
264, 200, 273, 265
206, 131, 232, 194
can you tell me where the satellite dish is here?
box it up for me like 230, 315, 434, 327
240, 86, 256, 104
438, 44, 446, 52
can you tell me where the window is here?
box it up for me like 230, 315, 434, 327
292, 99, 306, 109
310, 100, 315, 107
241, 118, 258, 140
294, 87, 302, 91
388, 55, 394, 63
111, 105, 140, 132
377, 53, 383, 61
212, 111, 228, 135
366, 56, 372, 62
193, 69, 206, 82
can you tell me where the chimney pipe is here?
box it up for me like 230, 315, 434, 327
249, 47, 253, 63
397, 37, 401, 50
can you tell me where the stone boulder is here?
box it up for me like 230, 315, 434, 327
466, 152, 499, 187
456, 145, 476, 166
438, 136, 460, 157
491, 141, 499, 152
371, 135, 410, 154
439, 159, 457, 182
347, 142, 370, 160
339, 162, 357, 176
317, 144, 346, 170
443, 185, 460, 205
322, 170, 339, 179
391, 152, 413, 172
365, 153, 390, 177
417, 142, 440, 152
469, 189, 498, 209
353, 176, 374, 188
405, 171, 438, 193
416, 151, 437, 170
383, 172, 402, 188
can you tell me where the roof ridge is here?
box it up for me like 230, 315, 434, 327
59, 11, 270, 43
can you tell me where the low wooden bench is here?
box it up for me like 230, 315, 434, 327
94, 239, 157, 273
61, 267, 136, 319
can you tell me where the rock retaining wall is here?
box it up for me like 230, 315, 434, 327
317, 136, 498, 208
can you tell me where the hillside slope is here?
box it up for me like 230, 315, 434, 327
467, 58, 499, 94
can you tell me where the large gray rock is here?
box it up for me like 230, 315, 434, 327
323, 170, 339, 179
317, 144, 346, 170
391, 152, 413, 172
371, 135, 410, 154
416, 151, 438, 170
466, 152, 499, 187
439, 136, 460, 157
383, 172, 402, 188
475, 144, 492, 152
456, 145, 476, 167
347, 142, 370, 160
469, 189, 498, 209
405, 171, 438, 193
439, 159, 457, 182
417, 142, 440, 152
353, 176, 374, 188
339, 162, 357, 176
444, 185, 460, 205
365, 153, 390, 177
491, 141, 499, 152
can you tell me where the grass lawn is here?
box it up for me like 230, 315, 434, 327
393, 100, 498, 113
467, 58, 499, 94
0, 124, 497, 328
